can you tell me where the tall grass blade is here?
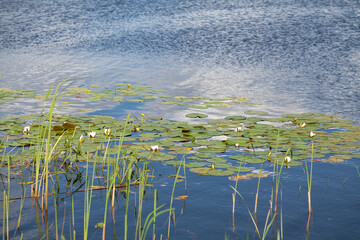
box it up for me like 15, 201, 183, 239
167, 160, 183, 239
152, 189, 157, 240
141, 205, 173, 240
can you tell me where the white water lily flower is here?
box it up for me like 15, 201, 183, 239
235, 143, 239, 147
88, 131, 96, 138
300, 122, 306, 128
235, 123, 244, 132
104, 128, 111, 136
23, 126, 30, 135
79, 135, 85, 143
309, 131, 316, 138
284, 156, 291, 163
150, 145, 159, 152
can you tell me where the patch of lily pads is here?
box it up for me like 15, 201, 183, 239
0, 88, 36, 103
1, 84, 360, 178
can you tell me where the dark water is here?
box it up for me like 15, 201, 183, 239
1, 0, 360, 239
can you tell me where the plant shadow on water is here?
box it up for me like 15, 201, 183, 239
0, 81, 360, 239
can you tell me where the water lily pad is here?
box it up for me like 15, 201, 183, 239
198, 147, 227, 153
228, 173, 268, 181
185, 113, 208, 118
168, 146, 195, 155
225, 116, 247, 121
189, 167, 211, 175
230, 155, 265, 164
138, 151, 175, 161
245, 110, 269, 116
165, 160, 181, 166
206, 169, 235, 176
189, 105, 208, 109
208, 104, 230, 108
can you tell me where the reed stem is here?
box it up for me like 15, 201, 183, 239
167, 161, 182, 239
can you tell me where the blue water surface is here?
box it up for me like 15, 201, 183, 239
0, 0, 359, 239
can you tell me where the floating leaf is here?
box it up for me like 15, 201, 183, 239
175, 195, 188, 200
228, 173, 268, 181
138, 151, 175, 161
245, 110, 268, 115
95, 222, 104, 228
185, 113, 208, 118
185, 162, 205, 168
230, 155, 265, 164
322, 155, 351, 163
225, 116, 247, 121
189, 105, 208, 109
206, 169, 235, 176
189, 167, 211, 175
168, 174, 186, 179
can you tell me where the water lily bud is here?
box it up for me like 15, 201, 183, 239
285, 156, 291, 163
150, 145, 159, 152
268, 152, 272, 157
88, 131, 96, 138
127, 84, 131, 90
79, 135, 85, 143
141, 113, 145, 117
23, 126, 30, 135
300, 122, 306, 128
310, 131, 316, 138
104, 128, 111, 136
211, 163, 215, 170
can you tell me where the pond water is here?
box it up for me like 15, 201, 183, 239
0, 0, 360, 239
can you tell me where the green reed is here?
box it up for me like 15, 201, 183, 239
167, 159, 183, 239
269, 131, 288, 214
254, 161, 264, 215
141, 201, 172, 240
101, 114, 131, 240
298, 134, 315, 215
152, 189, 157, 240
306, 141, 314, 214
83, 147, 98, 239
52, 187, 59, 240
124, 161, 133, 240
231, 185, 276, 240
16, 187, 26, 230
3, 190, 7, 240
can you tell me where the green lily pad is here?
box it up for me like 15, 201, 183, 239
189, 167, 211, 175
185, 113, 208, 118
137, 151, 175, 161
245, 111, 269, 116
225, 116, 247, 121
206, 169, 235, 176
230, 155, 265, 164
189, 105, 209, 109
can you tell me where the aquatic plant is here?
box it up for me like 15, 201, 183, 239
1, 83, 359, 239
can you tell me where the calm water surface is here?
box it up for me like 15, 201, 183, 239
0, 0, 359, 239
